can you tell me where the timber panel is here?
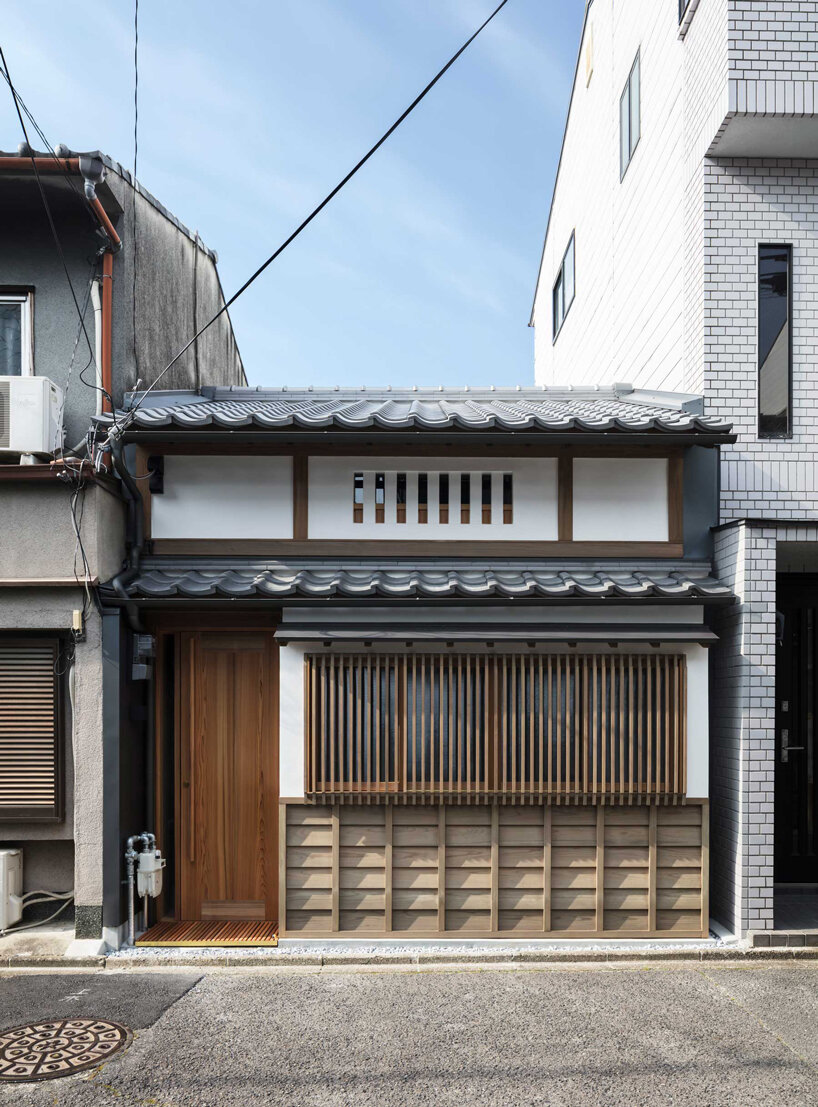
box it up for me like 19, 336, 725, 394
282, 800, 708, 938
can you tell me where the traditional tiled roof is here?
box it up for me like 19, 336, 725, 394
116, 562, 734, 602
111, 386, 733, 437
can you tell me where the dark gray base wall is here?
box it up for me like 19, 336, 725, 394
74, 905, 103, 939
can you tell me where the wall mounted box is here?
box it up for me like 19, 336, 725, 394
0, 376, 63, 456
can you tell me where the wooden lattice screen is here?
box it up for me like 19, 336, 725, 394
0, 639, 62, 820
305, 653, 687, 802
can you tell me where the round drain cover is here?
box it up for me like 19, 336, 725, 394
0, 1018, 132, 1082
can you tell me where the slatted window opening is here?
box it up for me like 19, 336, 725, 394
0, 639, 62, 820
305, 653, 687, 802
351, 471, 513, 527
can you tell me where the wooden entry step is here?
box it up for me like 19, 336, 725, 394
136, 920, 278, 947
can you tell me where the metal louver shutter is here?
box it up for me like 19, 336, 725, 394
0, 381, 10, 449
0, 639, 62, 820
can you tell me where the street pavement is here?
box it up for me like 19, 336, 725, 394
1, 961, 817, 1106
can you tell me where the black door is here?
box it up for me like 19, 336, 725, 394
776, 576, 818, 883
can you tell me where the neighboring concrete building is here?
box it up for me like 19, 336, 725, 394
93, 385, 732, 946
532, 0, 818, 938
0, 147, 244, 946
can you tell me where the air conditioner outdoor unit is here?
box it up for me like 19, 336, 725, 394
0, 376, 63, 456
0, 849, 23, 932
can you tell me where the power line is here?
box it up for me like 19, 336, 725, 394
121, 0, 511, 425
132, 0, 140, 387
0, 45, 113, 413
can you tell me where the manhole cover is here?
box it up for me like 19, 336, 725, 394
0, 1019, 132, 1082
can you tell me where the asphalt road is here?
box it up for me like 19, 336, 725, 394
1, 962, 818, 1106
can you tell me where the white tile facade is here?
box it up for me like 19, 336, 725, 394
534, 1, 818, 935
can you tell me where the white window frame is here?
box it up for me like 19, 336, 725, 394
552, 232, 575, 341
619, 51, 641, 180
0, 292, 34, 376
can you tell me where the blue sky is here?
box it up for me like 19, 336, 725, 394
1, 0, 584, 387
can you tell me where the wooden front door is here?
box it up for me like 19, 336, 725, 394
178, 631, 278, 921
776, 577, 818, 885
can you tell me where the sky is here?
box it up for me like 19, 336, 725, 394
1, 0, 585, 389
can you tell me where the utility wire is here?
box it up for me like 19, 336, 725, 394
0, 45, 113, 413
132, 0, 140, 387
121, 0, 511, 426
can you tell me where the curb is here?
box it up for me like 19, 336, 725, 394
4, 948, 818, 971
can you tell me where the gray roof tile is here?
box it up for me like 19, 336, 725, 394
118, 564, 734, 602
112, 387, 732, 436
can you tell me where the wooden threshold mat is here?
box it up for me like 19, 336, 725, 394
136, 920, 278, 947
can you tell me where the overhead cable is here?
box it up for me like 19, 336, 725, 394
120, 0, 511, 425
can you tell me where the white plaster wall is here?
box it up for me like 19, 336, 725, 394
533, 0, 687, 393
572, 457, 668, 541
277, 639, 708, 801
308, 457, 558, 541
151, 456, 293, 539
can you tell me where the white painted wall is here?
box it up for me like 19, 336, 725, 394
277, 639, 708, 800
151, 456, 293, 539
572, 457, 668, 541
308, 456, 558, 541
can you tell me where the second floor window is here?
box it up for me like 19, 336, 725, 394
620, 51, 641, 179
758, 244, 792, 439
0, 293, 33, 376
552, 233, 575, 340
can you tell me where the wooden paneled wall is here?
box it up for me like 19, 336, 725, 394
280, 799, 708, 938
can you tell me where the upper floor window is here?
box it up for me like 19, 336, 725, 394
0, 293, 33, 376
352, 469, 513, 526
620, 51, 641, 179
552, 233, 575, 340
758, 244, 792, 439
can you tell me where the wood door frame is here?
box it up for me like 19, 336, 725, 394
149, 614, 280, 923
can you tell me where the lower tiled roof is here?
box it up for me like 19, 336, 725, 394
117, 563, 733, 602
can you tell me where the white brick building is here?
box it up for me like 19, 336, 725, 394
532, 0, 818, 937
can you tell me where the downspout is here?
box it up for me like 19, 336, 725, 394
90, 278, 104, 417
109, 434, 145, 633
100, 250, 114, 414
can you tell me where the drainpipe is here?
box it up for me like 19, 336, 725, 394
90, 278, 104, 417
100, 250, 114, 415
109, 434, 145, 633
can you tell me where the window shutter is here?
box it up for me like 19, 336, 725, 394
0, 639, 62, 820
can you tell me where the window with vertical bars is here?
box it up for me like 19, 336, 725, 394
0, 638, 63, 820
351, 471, 513, 526
305, 653, 687, 802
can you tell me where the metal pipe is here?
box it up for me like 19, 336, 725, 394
100, 251, 114, 413
124, 831, 156, 945
90, 277, 104, 418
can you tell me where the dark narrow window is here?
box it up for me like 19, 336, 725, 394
374, 472, 385, 523
503, 473, 513, 524
481, 474, 492, 524
758, 244, 792, 438
439, 473, 449, 524
418, 473, 428, 524
353, 472, 364, 524
620, 51, 640, 179
552, 233, 575, 340
396, 473, 407, 523
460, 473, 471, 524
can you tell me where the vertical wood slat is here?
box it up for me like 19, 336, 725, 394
543, 804, 552, 932
490, 804, 499, 931
596, 805, 605, 930
384, 805, 393, 932
648, 804, 658, 932
278, 803, 288, 934
331, 804, 340, 932
304, 652, 687, 802
438, 806, 446, 932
